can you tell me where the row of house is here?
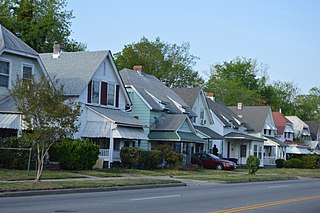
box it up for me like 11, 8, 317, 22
1, 25, 319, 168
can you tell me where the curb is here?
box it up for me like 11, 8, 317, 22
0, 183, 186, 198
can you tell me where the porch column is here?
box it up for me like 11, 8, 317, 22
108, 123, 115, 169
275, 145, 279, 159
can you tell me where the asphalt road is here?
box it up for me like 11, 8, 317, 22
1, 179, 320, 213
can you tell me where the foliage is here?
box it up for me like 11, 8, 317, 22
114, 37, 204, 88
294, 87, 320, 120
0, 0, 86, 52
205, 57, 265, 105
283, 158, 303, 168
275, 159, 285, 168
49, 139, 99, 170
120, 147, 146, 169
154, 144, 183, 168
301, 155, 319, 169
11, 76, 80, 181
0, 137, 35, 169
246, 155, 260, 175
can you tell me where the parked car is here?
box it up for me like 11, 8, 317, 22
191, 153, 236, 170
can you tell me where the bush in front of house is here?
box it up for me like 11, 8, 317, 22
283, 158, 303, 169
275, 159, 285, 168
301, 155, 319, 169
246, 155, 260, 175
49, 139, 99, 170
0, 137, 35, 169
154, 144, 183, 168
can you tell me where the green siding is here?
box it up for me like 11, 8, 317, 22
179, 120, 192, 132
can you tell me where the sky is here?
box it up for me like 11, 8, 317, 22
67, 0, 320, 94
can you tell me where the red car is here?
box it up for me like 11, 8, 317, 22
191, 153, 236, 170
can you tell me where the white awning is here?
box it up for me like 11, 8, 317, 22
81, 121, 111, 138
0, 114, 20, 129
113, 126, 149, 140
286, 146, 311, 154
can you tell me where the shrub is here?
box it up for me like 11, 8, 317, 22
290, 158, 303, 168
283, 158, 303, 169
49, 139, 99, 170
154, 144, 183, 168
120, 148, 162, 169
144, 150, 162, 170
246, 155, 260, 175
0, 137, 35, 169
301, 155, 318, 169
275, 159, 285, 168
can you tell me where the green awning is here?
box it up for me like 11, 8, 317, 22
148, 131, 205, 143
177, 132, 206, 143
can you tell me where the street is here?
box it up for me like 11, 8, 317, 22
1, 179, 320, 213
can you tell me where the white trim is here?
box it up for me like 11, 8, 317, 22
0, 57, 12, 89
20, 62, 34, 80
129, 85, 153, 110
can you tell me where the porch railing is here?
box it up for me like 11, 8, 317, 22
99, 149, 120, 161
264, 156, 276, 165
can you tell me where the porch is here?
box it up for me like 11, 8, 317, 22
98, 149, 121, 162
264, 156, 276, 165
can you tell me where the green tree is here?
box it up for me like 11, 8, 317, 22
294, 87, 320, 120
0, 0, 86, 53
114, 37, 204, 88
11, 76, 80, 182
205, 57, 264, 105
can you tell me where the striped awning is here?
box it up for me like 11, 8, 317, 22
113, 126, 148, 140
0, 114, 20, 129
286, 146, 311, 154
81, 121, 111, 138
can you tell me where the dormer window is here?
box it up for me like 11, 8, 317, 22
0, 59, 10, 88
92, 80, 100, 104
22, 63, 33, 81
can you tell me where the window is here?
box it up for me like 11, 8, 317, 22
0, 60, 10, 88
92, 80, 100, 103
268, 130, 271, 135
200, 108, 204, 119
107, 83, 115, 106
240, 145, 247, 157
258, 145, 263, 160
22, 64, 33, 80
254, 145, 258, 157
263, 129, 267, 135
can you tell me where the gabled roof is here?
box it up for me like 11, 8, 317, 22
171, 87, 201, 108
206, 98, 248, 129
150, 114, 189, 131
120, 69, 191, 114
40, 51, 110, 96
304, 120, 320, 141
272, 111, 292, 135
0, 25, 38, 56
194, 126, 224, 139
229, 106, 271, 133
87, 105, 144, 127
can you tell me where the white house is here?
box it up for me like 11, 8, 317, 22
40, 47, 148, 167
0, 25, 48, 137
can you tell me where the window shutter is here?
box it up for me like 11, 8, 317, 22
115, 85, 120, 108
101, 82, 108, 105
87, 80, 92, 103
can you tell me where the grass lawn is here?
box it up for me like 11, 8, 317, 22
0, 179, 180, 192
0, 168, 85, 181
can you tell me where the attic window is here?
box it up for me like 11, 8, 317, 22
92, 80, 100, 104
0, 60, 10, 88
22, 63, 33, 81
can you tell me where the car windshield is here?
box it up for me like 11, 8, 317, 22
207, 153, 220, 160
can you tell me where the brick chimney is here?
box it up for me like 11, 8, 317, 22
52, 43, 64, 59
133, 65, 144, 75
206, 92, 215, 101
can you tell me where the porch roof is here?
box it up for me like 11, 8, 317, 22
113, 126, 148, 140
264, 136, 288, 147
286, 145, 311, 154
148, 131, 205, 143
194, 126, 224, 140
0, 113, 20, 129
224, 132, 265, 142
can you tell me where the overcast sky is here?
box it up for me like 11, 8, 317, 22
67, 0, 320, 94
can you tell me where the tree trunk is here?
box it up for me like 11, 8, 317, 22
35, 144, 45, 182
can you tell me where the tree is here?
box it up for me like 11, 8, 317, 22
0, 0, 86, 52
205, 57, 264, 105
294, 87, 320, 120
11, 76, 80, 181
114, 37, 204, 88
